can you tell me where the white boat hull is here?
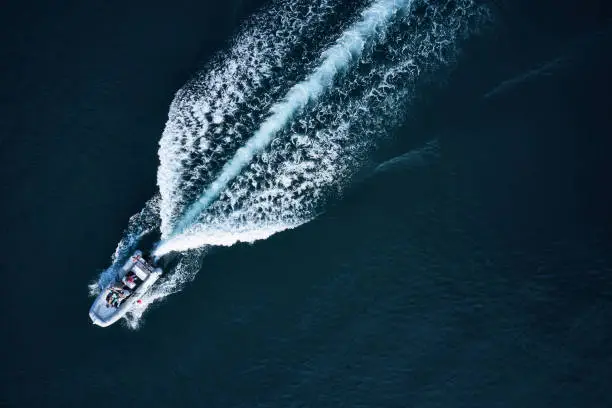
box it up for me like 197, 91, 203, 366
89, 251, 162, 327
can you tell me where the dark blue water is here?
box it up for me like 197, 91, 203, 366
1, 0, 611, 407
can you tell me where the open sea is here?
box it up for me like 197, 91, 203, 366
1, 0, 611, 407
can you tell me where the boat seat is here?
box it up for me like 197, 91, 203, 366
132, 263, 149, 281
122, 277, 137, 289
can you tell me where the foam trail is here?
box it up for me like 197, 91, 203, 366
91, 0, 490, 327
163, 0, 413, 249
157, 0, 340, 238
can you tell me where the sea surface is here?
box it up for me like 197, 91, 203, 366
1, 0, 611, 407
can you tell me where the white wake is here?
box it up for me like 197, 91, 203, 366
91, 0, 489, 328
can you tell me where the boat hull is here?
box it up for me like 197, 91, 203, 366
89, 251, 162, 327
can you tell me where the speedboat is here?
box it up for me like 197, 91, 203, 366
89, 250, 162, 327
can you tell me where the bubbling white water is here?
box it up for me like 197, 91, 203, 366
165, 0, 415, 241
153, 0, 488, 256
158, 0, 341, 238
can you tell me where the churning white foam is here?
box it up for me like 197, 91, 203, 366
166, 0, 414, 242
153, 0, 488, 256
157, 0, 340, 238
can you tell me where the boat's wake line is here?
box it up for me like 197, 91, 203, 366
91, 0, 489, 328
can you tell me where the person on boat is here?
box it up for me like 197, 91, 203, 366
106, 290, 120, 308
113, 285, 132, 298
110, 281, 124, 291
111, 278, 133, 293
111, 296, 121, 308
122, 271, 138, 289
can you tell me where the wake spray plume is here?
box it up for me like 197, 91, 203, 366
155, 0, 414, 255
